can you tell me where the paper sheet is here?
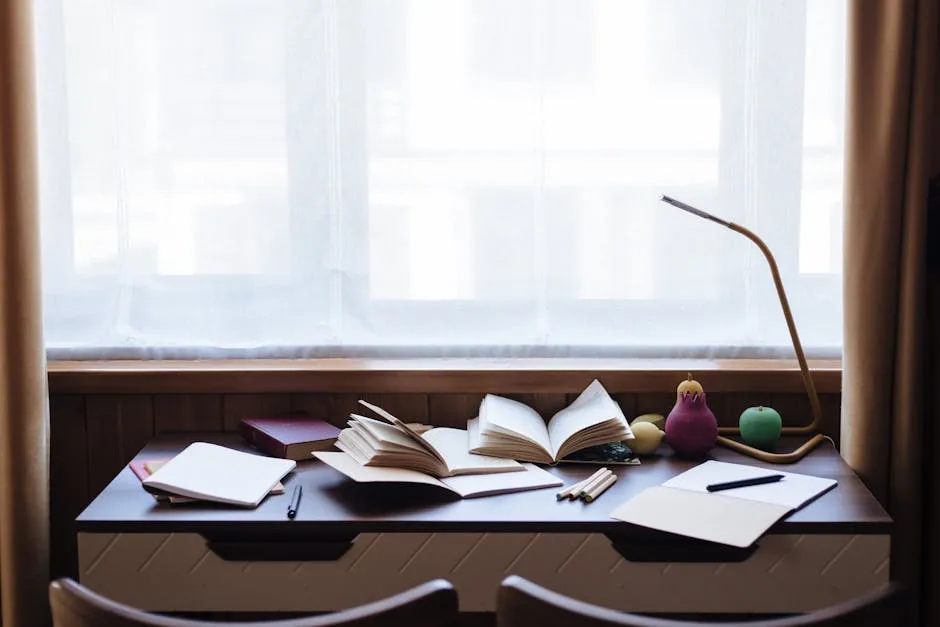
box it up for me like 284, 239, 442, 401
609, 486, 792, 548
662, 460, 837, 510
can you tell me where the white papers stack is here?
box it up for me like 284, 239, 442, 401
143, 442, 296, 508
609, 461, 837, 547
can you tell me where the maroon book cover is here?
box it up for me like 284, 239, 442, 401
240, 415, 341, 460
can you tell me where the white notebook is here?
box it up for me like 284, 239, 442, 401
315, 451, 562, 498
143, 442, 297, 507
609, 461, 837, 548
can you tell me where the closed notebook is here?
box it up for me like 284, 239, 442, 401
315, 451, 561, 499
609, 461, 837, 548
129, 459, 284, 504
142, 442, 296, 508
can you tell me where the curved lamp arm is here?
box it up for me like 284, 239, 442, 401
660, 195, 825, 463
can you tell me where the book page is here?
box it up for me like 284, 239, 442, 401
609, 486, 791, 548
314, 451, 450, 491
546, 380, 629, 458
143, 442, 295, 507
358, 400, 447, 465
422, 427, 523, 475
440, 464, 562, 498
662, 461, 837, 510
480, 395, 553, 457
353, 415, 426, 453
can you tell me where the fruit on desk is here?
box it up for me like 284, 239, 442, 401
626, 421, 665, 455
739, 406, 783, 450
665, 392, 717, 458
676, 373, 704, 402
631, 413, 666, 431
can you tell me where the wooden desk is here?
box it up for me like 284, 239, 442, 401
76, 433, 891, 615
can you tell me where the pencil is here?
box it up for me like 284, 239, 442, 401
555, 468, 607, 500
583, 474, 617, 503
578, 469, 613, 499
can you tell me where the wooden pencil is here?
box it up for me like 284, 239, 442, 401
555, 468, 607, 500
583, 473, 617, 503
578, 469, 613, 498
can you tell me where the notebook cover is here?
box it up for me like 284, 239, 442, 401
241, 415, 341, 460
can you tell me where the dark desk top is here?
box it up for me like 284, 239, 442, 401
77, 433, 891, 536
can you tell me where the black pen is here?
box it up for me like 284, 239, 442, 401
706, 474, 784, 492
287, 484, 302, 519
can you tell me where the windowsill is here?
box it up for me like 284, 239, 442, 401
46, 358, 842, 394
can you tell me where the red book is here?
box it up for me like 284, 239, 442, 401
240, 414, 341, 460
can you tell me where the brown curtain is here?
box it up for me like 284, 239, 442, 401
0, 0, 51, 626
842, 0, 939, 624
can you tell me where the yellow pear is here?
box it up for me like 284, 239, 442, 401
631, 413, 666, 430
626, 422, 665, 455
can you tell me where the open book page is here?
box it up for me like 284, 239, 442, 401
421, 428, 523, 475
439, 463, 562, 498
315, 452, 561, 498
609, 486, 791, 548
358, 400, 448, 466
315, 451, 449, 490
546, 379, 633, 460
337, 418, 446, 477
478, 395, 553, 461
662, 461, 837, 510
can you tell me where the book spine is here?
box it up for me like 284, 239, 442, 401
251, 429, 288, 459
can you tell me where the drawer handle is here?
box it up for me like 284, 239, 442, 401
605, 532, 758, 563
202, 533, 356, 562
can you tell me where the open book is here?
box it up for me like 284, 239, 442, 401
315, 451, 561, 499
335, 400, 523, 478
468, 380, 633, 464
609, 461, 837, 547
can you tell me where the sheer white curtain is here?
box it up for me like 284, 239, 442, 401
34, 0, 846, 359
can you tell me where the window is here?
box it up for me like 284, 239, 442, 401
35, 0, 846, 359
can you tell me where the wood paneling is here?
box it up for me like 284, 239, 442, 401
222, 394, 292, 432
153, 394, 223, 433
50, 394, 89, 579
85, 395, 154, 496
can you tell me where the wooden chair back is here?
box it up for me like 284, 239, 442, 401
497, 575, 908, 627
50, 578, 458, 627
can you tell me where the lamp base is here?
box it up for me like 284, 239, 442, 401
716, 433, 827, 464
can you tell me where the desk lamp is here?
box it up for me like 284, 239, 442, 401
659, 195, 826, 463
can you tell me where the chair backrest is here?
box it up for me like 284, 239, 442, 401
50, 578, 458, 627
496, 575, 908, 627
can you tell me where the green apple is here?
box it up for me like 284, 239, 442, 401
739, 406, 782, 449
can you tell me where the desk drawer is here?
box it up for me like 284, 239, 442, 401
78, 531, 889, 614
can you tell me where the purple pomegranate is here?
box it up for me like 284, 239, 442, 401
665, 392, 718, 458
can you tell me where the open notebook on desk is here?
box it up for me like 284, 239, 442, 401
315, 451, 562, 498
610, 461, 837, 547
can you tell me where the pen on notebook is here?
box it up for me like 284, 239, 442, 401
287, 484, 303, 519
582, 473, 617, 503
556, 468, 607, 500
706, 474, 784, 492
